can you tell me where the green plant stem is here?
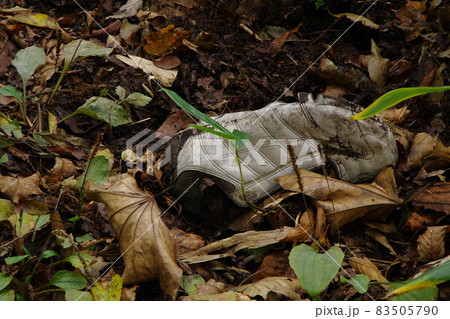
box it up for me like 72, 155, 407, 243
234, 145, 260, 214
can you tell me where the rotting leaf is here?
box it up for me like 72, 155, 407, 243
368, 39, 389, 87
412, 182, 450, 214
85, 174, 182, 298
144, 24, 190, 56
417, 226, 446, 262
274, 167, 401, 231
91, 274, 123, 301
180, 227, 293, 264
236, 277, 301, 300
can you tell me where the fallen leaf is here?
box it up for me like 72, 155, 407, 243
281, 207, 315, 243
274, 167, 401, 231
236, 277, 301, 300
349, 256, 389, 290
405, 133, 436, 171
180, 279, 251, 301
333, 12, 380, 29
364, 228, 397, 257
170, 227, 206, 255
154, 55, 181, 70
115, 54, 177, 87
144, 24, 190, 56
0, 173, 42, 203
85, 174, 182, 298
368, 39, 389, 87
395, 0, 427, 41
45, 157, 80, 184
107, 0, 143, 19
180, 227, 293, 264
156, 109, 194, 138
417, 226, 446, 262
270, 23, 301, 54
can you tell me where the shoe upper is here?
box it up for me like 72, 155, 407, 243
172, 93, 398, 207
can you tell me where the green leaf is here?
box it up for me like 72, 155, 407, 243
386, 261, 450, 299
61, 252, 95, 268
1, 120, 22, 139
5, 255, 28, 265
0, 199, 13, 221
0, 85, 23, 101
65, 289, 93, 301
289, 244, 344, 298
115, 86, 126, 100
388, 282, 438, 301
0, 289, 15, 301
41, 250, 59, 259
181, 275, 206, 295
62, 39, 113, 66
352, 86, 450, 120
125, 92, 152, 106
11, 46, 46, 86
340, 274, 369, 294
75, 234, 94, 243
0, 154, 8, 163
74, 96, 132, 127
91, 274, 122, 301
49, 270, 87, 290
161, 88, 232, 135
0, 273, 13, 291
82, 155, 110, 186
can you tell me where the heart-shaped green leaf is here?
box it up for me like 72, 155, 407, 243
340, 274, 369, 294
289, 244, 344, 298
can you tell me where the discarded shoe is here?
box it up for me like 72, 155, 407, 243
167, 93, 398, 209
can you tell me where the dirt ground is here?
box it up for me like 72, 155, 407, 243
0, 0, 449, 301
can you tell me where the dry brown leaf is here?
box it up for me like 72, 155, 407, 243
274, 168, 401, 231
349, 256, 389, 290
253, 251, 294, 281
412, 182, 450, 214
180, 279, 252, 301
333, 12, 380, 29
170, 227, 206, 255
395, 0, 428, 41
85, 174, 182, 298
364, 228, 397, 257
282, 207, 315, 243
45, 157, 80, 184
115, 54, 177, 87
270, 23, 301, 54
417, 226, 446, 262
428, 140, 450, 162
180, 227, 293, 264
236, 277, 301, 300
368, 39, 389, 87
156, 109, 194, 138
405, 132, 436, 171
0, 173, 42, 203
377, 106, 410, 124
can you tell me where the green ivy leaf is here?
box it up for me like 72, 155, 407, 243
49, 270, 87, 290
11, 46, 46, 86
125, 92, 152, 106
289, 244, 344, 298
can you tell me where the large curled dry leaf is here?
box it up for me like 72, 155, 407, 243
85, 174, 182, 298
274, 167, 402, 231
180, 227, 293, 264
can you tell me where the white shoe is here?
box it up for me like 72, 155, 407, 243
168, 93, 398, 208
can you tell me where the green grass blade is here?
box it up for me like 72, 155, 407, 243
385, 261, 450, 299
161, 88, 232, 135
190, 124, 237, 140
352, 86, 450, 120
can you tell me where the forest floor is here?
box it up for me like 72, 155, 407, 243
0, 0, 449, 301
